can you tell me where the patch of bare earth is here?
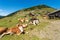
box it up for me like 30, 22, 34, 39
28, 20, 60, 40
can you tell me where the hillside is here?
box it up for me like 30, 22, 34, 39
0, 5, 55, 27
0, 5, 56, 40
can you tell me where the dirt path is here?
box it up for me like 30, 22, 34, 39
39, 20, 60, 40
29, 20, 60, 40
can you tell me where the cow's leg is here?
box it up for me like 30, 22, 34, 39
0, 32, 8, 38
0, 31, 12, 38
16, 31, 21, 35
17, 33, 21, 35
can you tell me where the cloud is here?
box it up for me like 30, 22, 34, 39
0, 9, 3, 12
0, 9, 9, 16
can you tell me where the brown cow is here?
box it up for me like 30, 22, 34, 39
0, 24, 28, 38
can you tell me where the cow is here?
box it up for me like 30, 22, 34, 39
29, 17, 40, 25
18, 18, 28, 23
29, 12, 35, 16
0, 24, 28, 38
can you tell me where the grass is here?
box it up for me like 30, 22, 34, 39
0, 22, 49, 40
0, 34, 40, 40
0, 16, 49, 40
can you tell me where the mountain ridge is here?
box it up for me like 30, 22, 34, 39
0, 4, 56, 18
23, 4, 56, 11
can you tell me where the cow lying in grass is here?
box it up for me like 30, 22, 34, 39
0, 24, 28, 38
29, 18, 40, 25
18, 18, 28, 23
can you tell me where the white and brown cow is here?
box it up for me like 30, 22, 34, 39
0, 24, 28, 38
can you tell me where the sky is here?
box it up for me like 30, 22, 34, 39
0, 0, 60, 16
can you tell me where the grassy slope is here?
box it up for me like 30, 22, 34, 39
0, 5, 55, 40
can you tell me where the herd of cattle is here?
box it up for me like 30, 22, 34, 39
0, 12, 40, 38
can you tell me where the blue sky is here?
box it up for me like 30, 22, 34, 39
0, 0, 60, 16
